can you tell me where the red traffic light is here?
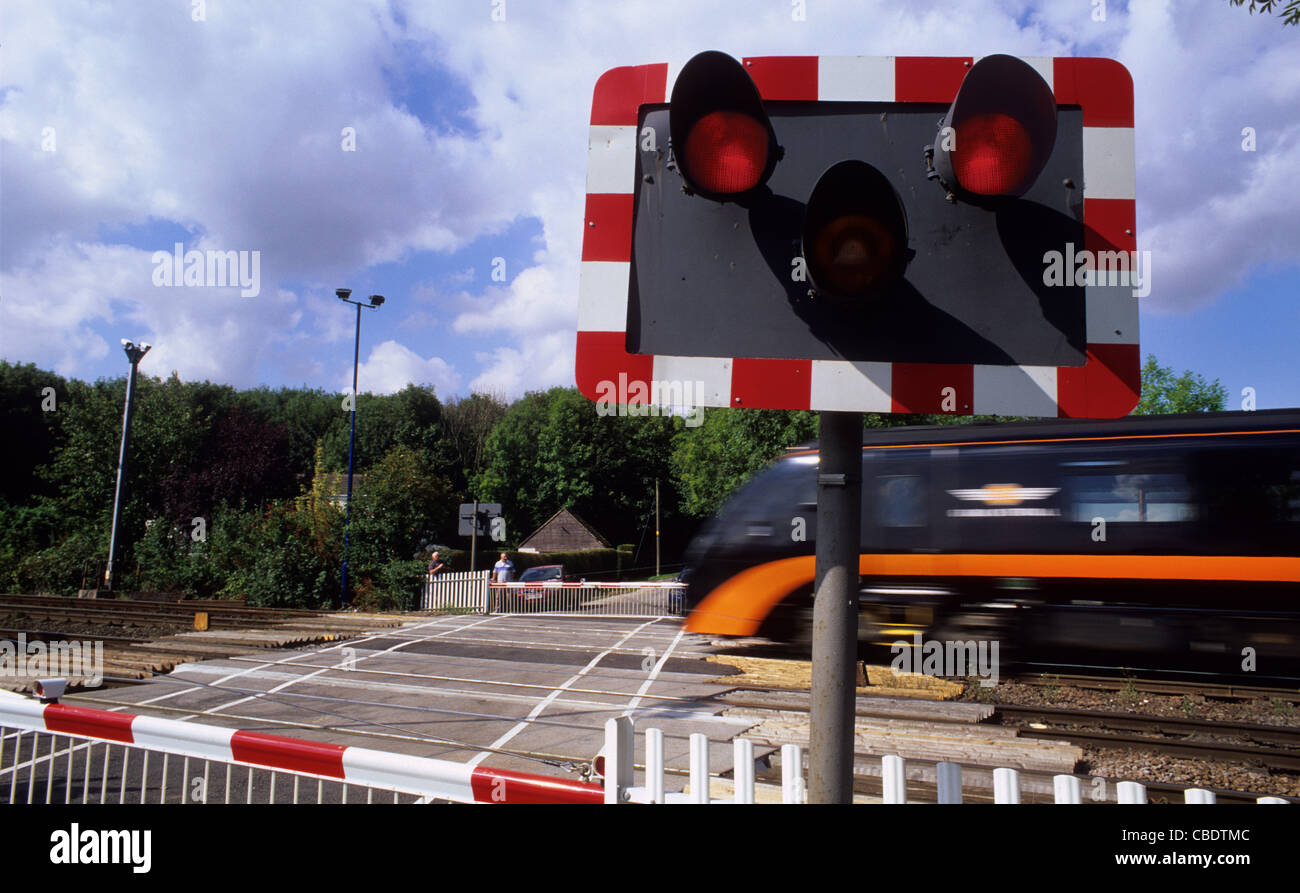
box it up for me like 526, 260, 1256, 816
802, 161, 909, 301
670, 52, 778, 200
681, 110, 770, 194
933, 54, 1057, 199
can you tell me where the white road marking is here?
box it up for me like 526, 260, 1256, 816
129, 615, 465, 707
466, 618, 663, 768
623, 626, 687, 716
175, 614, 502, 721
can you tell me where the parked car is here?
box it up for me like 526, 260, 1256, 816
511, 564, 572, 610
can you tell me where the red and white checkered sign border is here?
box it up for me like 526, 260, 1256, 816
576, 55, 1138, 418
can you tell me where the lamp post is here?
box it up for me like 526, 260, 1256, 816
104, 339, 151, 593
337, 288, 385, 607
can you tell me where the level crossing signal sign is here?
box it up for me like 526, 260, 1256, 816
459, 503, 502, 538
575, 52, 1139, 418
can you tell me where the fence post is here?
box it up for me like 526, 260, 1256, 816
781, 744, 804, 804
936, 761, 962, 804
603, 716, 633, 804
1053, 775, 1082, 804
689, 733, 709, 804
733, 739, 754, 804
1116, 781, 1146, 804
646, 728, 664, 804
881, 754, 906, 804
993, 767, 1020, 803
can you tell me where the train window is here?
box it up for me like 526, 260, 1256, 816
876, 475, 926, 527
1067, 473, 1197, 523
1200, 451, 1300, 525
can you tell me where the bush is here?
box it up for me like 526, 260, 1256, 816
217, 503, 337, 609
352, 558, 425, 612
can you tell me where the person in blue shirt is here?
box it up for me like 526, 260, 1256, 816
493, 553, 515, 583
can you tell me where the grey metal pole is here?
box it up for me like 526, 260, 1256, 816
341, 300, 362, 607
105, 342, 150, 592
809, 410, 862, 803
470, 499, 478, 573
655, 478, 660, 578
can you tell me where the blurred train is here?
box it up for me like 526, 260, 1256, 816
679, 410, 1300, 675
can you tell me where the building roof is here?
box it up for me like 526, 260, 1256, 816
517, 507, 611, 552
315, 473, 366, 500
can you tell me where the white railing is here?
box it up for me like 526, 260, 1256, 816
599, 717, 1294, 805
487, 581, 685, 617
422, 573, 685, 618
422, 570, 489, 612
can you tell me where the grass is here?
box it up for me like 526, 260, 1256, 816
1119, 677, 1139, 705
1043, 674, 1061, 700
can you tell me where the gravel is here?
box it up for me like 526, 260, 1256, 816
959, 679, 1300, 799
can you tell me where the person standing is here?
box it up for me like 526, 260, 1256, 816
493, 553, 515, 583
428, 552, 446, 576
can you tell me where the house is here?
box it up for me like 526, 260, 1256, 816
517, 508, 611, 553
314, 473, 366, 509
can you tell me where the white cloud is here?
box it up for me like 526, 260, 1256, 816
348, 339, 461, 397
3, 0, 1298, 398
467, 331, 574, 397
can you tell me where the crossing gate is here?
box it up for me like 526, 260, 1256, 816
421, 570, 489, 612
423, 572, 685, 619
0, 689, 601, 805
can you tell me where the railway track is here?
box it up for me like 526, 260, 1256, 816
716, 679, 1300, 801
0, 594, 408, 687
997, 704, 1300, 771
0, 593, 327, 631
1008, 670, 1300, 703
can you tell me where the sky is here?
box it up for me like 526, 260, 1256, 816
1, 0, 1297, 409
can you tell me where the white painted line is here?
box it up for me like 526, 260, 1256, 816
466, 619, 662, 768
130, 615, 464, 708
174, 658, 713, 704
176, 615, 502, 721
623, 627, 686, 716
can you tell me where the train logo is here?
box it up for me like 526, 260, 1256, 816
945, 484, 1060, 517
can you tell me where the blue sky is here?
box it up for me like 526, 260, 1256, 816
2, 0, 1297, 409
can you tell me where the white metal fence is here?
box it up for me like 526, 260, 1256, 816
0, 728, 422, 804
422, 570, 489, 612
599, 717, 1294, 805
422, 573, 685, 618
487, 581, 685, 617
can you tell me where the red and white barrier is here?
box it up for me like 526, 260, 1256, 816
0, 690, 602, 805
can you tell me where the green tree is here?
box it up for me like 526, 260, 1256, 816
440, 392, 509, 492
670, 409, 818, 518
1131, 355, 1227, 415
320, 384, 448, 475
474, 388, 679, 547
238, 385, 340, 478
351, 444, 459, 559
0, 361, 67, 504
